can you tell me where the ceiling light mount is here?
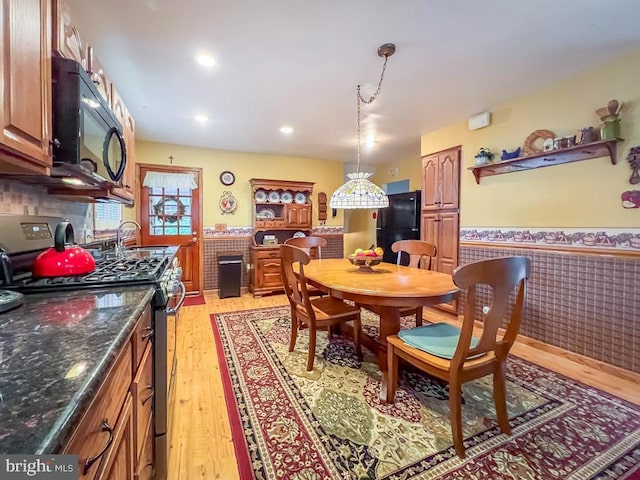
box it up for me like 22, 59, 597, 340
377, 43, 396, 58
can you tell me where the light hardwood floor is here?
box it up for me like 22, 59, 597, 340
168, 292, 640, 480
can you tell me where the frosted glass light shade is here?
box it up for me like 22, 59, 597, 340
329, 172, 389, 209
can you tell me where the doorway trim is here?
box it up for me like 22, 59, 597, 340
136, 162, 204, 294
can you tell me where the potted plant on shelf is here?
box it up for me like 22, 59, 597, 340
474, 147, 493, 165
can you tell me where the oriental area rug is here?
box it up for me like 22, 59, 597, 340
211, 306, 640, 480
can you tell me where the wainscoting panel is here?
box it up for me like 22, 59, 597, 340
460, 244, 639, 373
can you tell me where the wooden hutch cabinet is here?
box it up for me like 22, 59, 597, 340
249, 178, 314, 297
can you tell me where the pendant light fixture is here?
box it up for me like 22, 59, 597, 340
330, 43, 396, 210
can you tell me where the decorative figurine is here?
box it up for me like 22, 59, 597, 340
501, 147, 521, 161
597, 99, 623, 140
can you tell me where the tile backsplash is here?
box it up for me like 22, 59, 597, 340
0, 179, 93, 242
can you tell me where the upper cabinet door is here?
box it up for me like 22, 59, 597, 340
421, 147, 460, 211
52, 0, 88, 70
0, 0, 52, 174
87, 47, 112, 107
439, 150, 460, 210
421, 155, 439, 210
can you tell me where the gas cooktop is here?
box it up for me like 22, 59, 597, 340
6, 255, 172, 294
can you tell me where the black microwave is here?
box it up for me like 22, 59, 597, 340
51, 57, 126, 186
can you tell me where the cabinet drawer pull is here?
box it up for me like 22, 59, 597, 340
83, 419, 114, 474
269, 252, 277, 257
141, 385, 154, 405
142, 327, 154, 341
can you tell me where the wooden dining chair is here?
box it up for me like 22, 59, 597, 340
364, 239, 437, 327
386, 256, 531, 458
284, 235, 327, 258
280, 244, 362, 371
284, 236, 327, 297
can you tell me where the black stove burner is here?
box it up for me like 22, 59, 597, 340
5, 255, 170, 293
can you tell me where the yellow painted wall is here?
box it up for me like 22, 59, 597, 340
134, 140, 346, 227
428, 49, 640, 228
378, 47, 640, 229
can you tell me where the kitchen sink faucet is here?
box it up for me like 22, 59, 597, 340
116, 220, 141, 257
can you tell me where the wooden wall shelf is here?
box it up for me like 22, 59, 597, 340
468, 139, 623, 184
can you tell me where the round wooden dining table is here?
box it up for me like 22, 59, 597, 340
302, 258, 460, 399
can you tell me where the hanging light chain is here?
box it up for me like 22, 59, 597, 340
356, 87, 362, 172
357, 54, 390, 104
354, 46, 394, 174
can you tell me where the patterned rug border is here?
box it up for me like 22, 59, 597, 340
210, 306, 640, 480
211, 311, 255, 480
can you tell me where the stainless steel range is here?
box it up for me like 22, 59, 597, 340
0, 215, 184, 479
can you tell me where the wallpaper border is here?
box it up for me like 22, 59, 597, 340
460, 227, 640, 251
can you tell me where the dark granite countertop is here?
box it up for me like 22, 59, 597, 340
0, 285, 155, 454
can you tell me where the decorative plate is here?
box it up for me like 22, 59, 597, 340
254, 189, 268, 203
219, 191, 237, 215
219, 170, 235, 186
294, 192, 307, 204
293, 231, 306, 238
268, 191, 280, 203
257, 208, 275, 218
281, 191, 293, 203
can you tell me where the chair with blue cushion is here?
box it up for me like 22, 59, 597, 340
386, 256, 531, 458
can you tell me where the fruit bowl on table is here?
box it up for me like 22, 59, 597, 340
348, 254, 382, 271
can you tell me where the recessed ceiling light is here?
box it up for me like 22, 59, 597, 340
196, 54, 216, 67
195, 114, 208, 123
280, 126, 293, 135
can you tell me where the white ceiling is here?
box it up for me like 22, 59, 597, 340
67, 0, 640, 165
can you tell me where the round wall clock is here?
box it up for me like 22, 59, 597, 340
219, 170, 235, 186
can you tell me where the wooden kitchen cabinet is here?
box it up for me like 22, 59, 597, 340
52, 0, 88, 70
421, 147, 460, 314
250, 246, 283, 297
100, 395, 135, 480
421, 211, 459, 275
285, 204, 311, 228
87, 47, 112, 107
64, 306, 155, 480
132, 345, 153, 464
0, 0, 52, 175
122, 109, 136, 199
421, 148, 460, 211
64, 342, 133, 479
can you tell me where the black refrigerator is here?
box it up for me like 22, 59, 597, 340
376, 191, 421, 264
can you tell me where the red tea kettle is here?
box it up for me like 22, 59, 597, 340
33, 222, 96, 277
